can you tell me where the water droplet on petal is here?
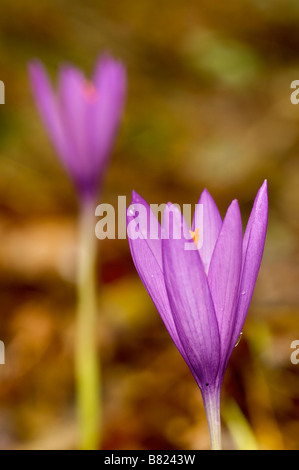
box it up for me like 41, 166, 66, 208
234, 331, 243, 348
127, 206, 135, 216
241, 291, 246, 296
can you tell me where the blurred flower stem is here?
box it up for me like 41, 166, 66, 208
75, 197, 101, 450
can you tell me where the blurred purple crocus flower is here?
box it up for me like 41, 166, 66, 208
28, 54, 126, 201
29, 54, 126, 449
126, 180, 268, 449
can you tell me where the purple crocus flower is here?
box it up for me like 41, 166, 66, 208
28, 54, 126, 201
126, 180, 268, 449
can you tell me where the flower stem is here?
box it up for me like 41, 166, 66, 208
75, 198, 101, 450
202, 385, 222, 450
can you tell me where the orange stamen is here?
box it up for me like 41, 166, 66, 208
82, 80, 98, 102
190, 227, 200, 247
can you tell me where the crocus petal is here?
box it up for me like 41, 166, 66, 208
126, 193, 192, 367
28, 60, 72, 171
91, 55, 127, 170
58, 66, 89, 179
162, 204, 221, 387
208, 200, 243, 372
128, 191, 162, 266
230, 180, 268, 357
193, 189, 222, 274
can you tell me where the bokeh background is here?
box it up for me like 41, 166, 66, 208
0, 0, 299, 450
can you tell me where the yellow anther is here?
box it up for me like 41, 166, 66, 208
190, 227, 200, 247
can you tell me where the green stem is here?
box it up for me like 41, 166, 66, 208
202, 385, 222, 450
75, 197, 101, 450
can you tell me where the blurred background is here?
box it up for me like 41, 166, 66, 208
0, 0, 298, 450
